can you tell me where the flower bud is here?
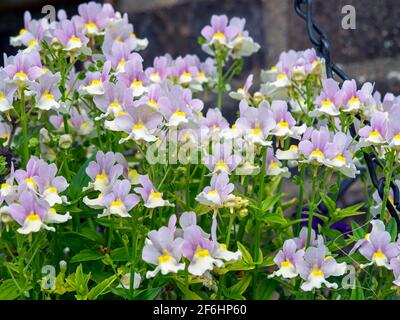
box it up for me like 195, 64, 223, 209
59, 134, 72, 149
59, 260, 67, 272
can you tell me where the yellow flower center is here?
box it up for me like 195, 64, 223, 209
270, 66, 277, 72
213, 31, 226, 40
95, 170, 108, 181
250, 123, 262, 135
270, 161, 279, 168
277, 73, 286, 80
215, 160, 228, 171
181, 72, 191, 78
15, 71, 28, 79
311, 264, 324, 277
70, 36, 81, 43
195, 245, 210, 258
334, 154, 346, 163
111, 197, 123, 207
132, 80, 142, 87
19, 28, 27, 35
393, 133, 400, 140
25, 177, 36, 186
289, 144, 298, 151
321, 98, 333, 107
130, 33, 136, 38
1, 183, 10, 189
28, 39, 38, 47
84, 21, 97, 30
349, 96, 360, 104
174, 110, 186, 118
150, 189, 162, 198
372, 249, 385, 260
26, 211, 41, 222
207, 189, 218, 195
46, 187, 57, 193
43, 91, 55, 100
310, 149, 324, 158
219, 243, 227, 250
196, 71, 206, 79
91, 79, 102, 86
368, 129, 381, 138
133, 119, 145, 130
49, 208, 56, 214
158, 249, 173, 264
281, 259, 292, 268
147, 99, 158, 107
278, 119, 289, 127
108, 100, 121, 109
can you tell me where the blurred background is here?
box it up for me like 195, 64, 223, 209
0, 0, 399, 123
0, 0, 398, 208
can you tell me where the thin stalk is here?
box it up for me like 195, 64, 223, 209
306, 167, 318, 247
380, 150, 395, 219
295, 165, 305, 235
19, 89, 29, 166
216, 54, 224, 110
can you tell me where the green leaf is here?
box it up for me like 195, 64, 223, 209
68, 154, 96, 199
261, 193, 282, 212
350, 279, 365, 300
0, 280, 21, 300
260, 255, 275, 267
229, 273, 252, 296
70, 249, 103, 263
387, 218, 398, 242
261, 213, 287, 226
175, 281, 203, 300
221, 260, 255, 273
236, 242, 253, 265
74, 264, 91, 300
110, 247, 129, 262
87, 274, 117, 300
330, 203, 364, 224
351, 221, 366, 240
320, 192, 336, 215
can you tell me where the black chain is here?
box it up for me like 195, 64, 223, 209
294, 0, 400, 228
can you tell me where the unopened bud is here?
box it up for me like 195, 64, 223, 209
59, 134, 72, 149
59, 260, 67, 272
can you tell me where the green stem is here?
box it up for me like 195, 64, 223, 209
295, 165, 305, 235
130, 213, 138, 292
306, 167, 318, 248
225, 212, 235, 246
380, 150, 395, 219
19, 89, 29, 166
216, 54, 224, 110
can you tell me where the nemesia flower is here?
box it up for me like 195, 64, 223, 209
265, 148, 290, 178
134, 175, 173, 208
145, 55, 171, 83
312, 79, 341, 117
158, 85, 193, 127
4, 191, 55, 234
298, 127, 336, 166
117, 56, 148, 97
135, 84, 162, 110
98, 179, 139, 218
349, 220, 385, 255
181, 224, 224, 276
297, 243, 346, 291
3, 50, 44, 85
201, 15, 239, 48
53, 19, 89, 52
79, 61, 111, 95
142, 221, 185, 278
229, 74, 253, 101
390, 257, 400, 286
93, 81, 134, 119
195, 172, 234, 208
106, 42, 142, 73
85, 151, 123, 193
204, 142, 242, 174
269, 239, 305, 279
335, 79, 374, 113
356, 224, 399, 269
110, 104, 162, 143
229, 17, 260, 58
36, 161, 69, 206
30, 72, 61, 111
10, 11, 34, 47
235, 100, 275, 146
14, 156, 43, 191
358, 111, 389, 146
0, 71, 18, 112
73, 1, 111, 36
210, 218, 242, 261
0, 121, 11, 146
269, 100, 306, 139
